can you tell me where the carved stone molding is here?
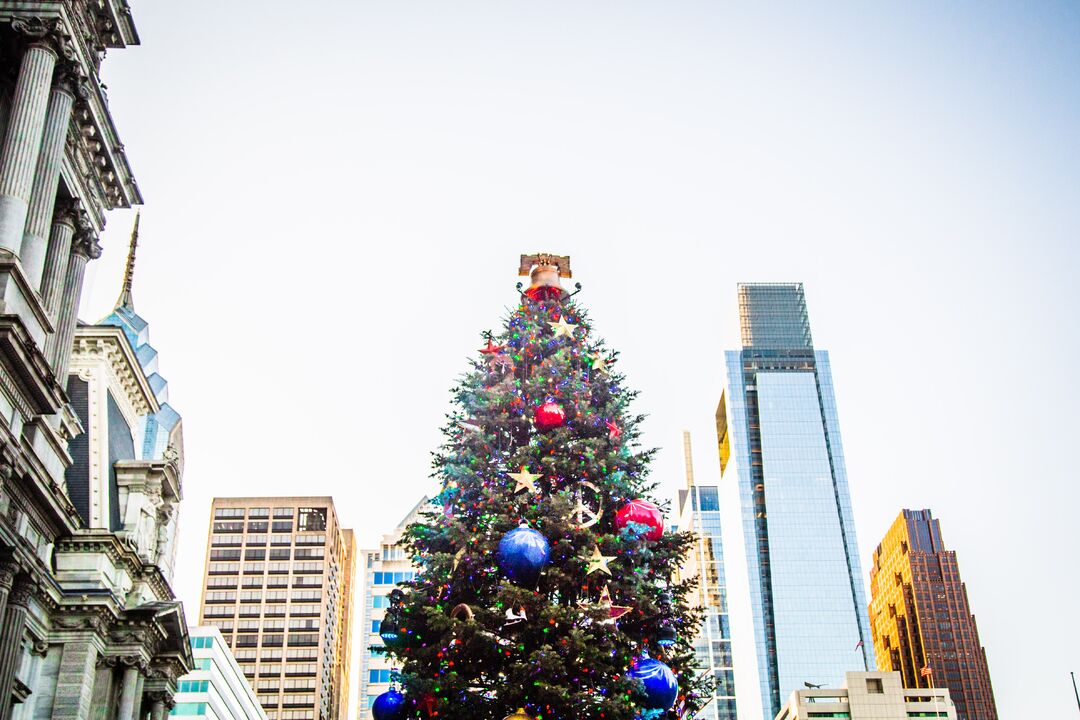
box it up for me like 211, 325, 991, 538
10, 17, 75, 61
72, 229, 102, 260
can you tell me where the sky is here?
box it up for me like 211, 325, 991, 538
80, 1, 1078, 718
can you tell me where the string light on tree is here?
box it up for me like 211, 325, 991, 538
381, 253, 712, 720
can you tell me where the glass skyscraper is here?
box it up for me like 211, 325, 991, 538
716, 283, 874, 719
674, 432, 737, 720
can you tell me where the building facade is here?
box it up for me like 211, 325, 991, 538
775, 671, 955, 720
172, 626, 268, 720
357, 498, 427, 719
0, 0, 195, 712
869, 510, 997, 720
717, 283, 874, 718
198, 497, 356, 720
673, 432, 736, 720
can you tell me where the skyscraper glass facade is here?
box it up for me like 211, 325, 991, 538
718, 283, 874, 719
675, 433, 736, 720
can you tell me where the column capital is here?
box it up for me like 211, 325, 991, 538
8, 574, 35, 608
0, 557, 16, 593
11, 17, 76, 63
71, 229, 101, 261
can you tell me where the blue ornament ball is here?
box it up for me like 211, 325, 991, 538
372, 689, 407, 720
626, 656, 678, 710
497, 527, 551, 586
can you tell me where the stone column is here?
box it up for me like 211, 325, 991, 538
148, 698, 165, 720
46, 230, 99, 382
19, 72, 76, 289
37, 208, 75, 316
51, 641, 98, 720
0, 558, 16, 627
0, 40, 58, 256
0, 576, 32, 720
115, 661, 141, 720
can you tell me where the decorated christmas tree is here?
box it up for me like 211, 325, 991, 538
373, 255, 713, 720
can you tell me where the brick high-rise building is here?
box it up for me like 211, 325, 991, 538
199, 497, 357, 720
869, 510, 997, 720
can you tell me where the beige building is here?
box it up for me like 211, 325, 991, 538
775, 671, 955, 720
198, 497, 356, 720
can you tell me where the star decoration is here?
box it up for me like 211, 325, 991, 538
598, 585, 633, 623
479, 339, 505, 355
589, 351, 609, 374
548, 316, 578, 339
508, 467, 541, 493
585, 546, 615, 576
606, 420, 622, 441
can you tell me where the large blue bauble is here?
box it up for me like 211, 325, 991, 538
372, 689, 407, 720
626, 657, 678, 710
497, 527, 551, 586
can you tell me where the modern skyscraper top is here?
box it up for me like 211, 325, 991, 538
737, 283, 814, 350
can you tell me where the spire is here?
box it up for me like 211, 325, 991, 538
116, 210, 139, 310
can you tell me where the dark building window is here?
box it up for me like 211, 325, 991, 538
298, 508, 327, 532
106, 391, 135, 532
64, 377, 91, 527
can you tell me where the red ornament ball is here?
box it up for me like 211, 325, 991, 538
614, 499, 664, 541
534, 401, 567, 431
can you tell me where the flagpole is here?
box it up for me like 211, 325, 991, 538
1071, 671, 1080, 713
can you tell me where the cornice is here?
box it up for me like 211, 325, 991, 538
70, 325, 159, 421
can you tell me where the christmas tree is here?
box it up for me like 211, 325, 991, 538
374, 255, 713, 720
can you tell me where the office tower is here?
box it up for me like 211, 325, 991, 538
869, 510, 997, 720
774, 671, 956, 720
173, 626, 268, 720
717, 283, 874, 718
358, 498, 428, 718
673, 432, 736, 720
200, 497, 357, 720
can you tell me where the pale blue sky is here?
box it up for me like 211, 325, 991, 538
82, 2, 1077, 718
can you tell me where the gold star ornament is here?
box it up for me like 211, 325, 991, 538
548, 316, 578, 339
589, 351, 609, 374
508, 467, 541, 493
585, 545, 615, 576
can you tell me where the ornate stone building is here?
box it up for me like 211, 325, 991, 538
0, 2, 192, 719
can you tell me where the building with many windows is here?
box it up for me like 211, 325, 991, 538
774, 671, 955, 720
198, 497, 356, 720
869, 510, 997, 720
357, 497, 428, 718
717, 283, 874, 719
673, 432, 736, 720
170, 626, 266, 720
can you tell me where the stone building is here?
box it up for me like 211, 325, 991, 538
0, 2, 192, 719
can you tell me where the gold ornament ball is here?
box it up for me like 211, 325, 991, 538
503, 709, 532, 720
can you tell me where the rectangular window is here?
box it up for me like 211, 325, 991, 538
368, 669, 393, 684
190, 637, 215, 649
272, 521, 294, 532
867, 678, 884, 694
177, 680, 210, 693
169, 703, 207, 716
214, 508, 244, 519
297, 507, 327, 532
370, 620, 380, 633
273, 508, 295, 518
